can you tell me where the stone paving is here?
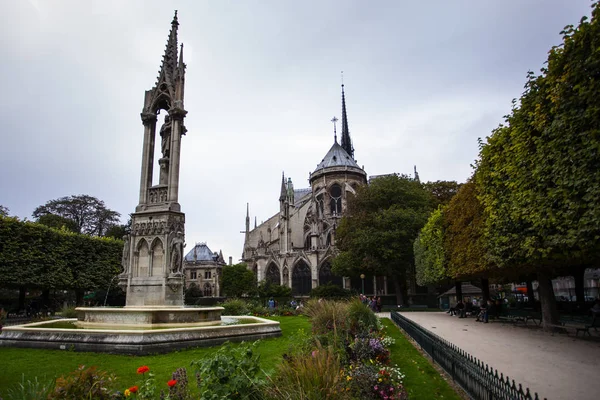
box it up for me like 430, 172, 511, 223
378, 311, 600, 400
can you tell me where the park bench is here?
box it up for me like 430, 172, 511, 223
548, 315, 599, 337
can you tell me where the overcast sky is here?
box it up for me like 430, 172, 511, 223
0, 0, 593, 262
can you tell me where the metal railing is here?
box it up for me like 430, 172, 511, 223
390, 312, 546, 400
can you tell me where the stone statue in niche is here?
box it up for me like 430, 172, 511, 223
160, 114, 172, 158
170, 231, 185, 274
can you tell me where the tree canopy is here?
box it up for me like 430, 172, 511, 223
423, 180, 461, 207
477, 4, 600, 272
221, 263, 257, 298
32, 194, 121, 236
0, 205, 8, 217
333, 174, 433, 304
414, 207, 446, 286
0, 216, 122, 302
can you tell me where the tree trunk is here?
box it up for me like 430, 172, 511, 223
455, 281, 463, 302
393, 277, 404, 306
75, 289, 85, 306
537, 269, 559, 330
526, 278, 536, 305
573, 266, 586, 311
41, 289, 50, 312
481, 278, 490, 303
18, 286, 26, 311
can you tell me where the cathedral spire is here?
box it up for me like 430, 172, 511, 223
340, 84, 354, 159
279, 172, 287, 202
158, 11, 179, 84
245, 202, 250, 233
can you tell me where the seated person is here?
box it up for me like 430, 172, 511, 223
590, 298, 600, 316
476, 301, 488, 322
465, 300, 474, 316
456, 300, 466, 318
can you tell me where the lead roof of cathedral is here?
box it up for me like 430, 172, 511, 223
314, 141, 361, 172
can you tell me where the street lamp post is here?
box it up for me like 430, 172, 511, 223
360, 274, 365, 295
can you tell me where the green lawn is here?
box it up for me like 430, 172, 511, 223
382, 319, 462, 400
0, 316, 460, 399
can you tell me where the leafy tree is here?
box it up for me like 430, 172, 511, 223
310, 283, 353, 299
414, 207, 447, 286
0, 205, 9, 217
333, 174, 433, 305
37, 213, 79, 233
443, 180, 491, 280
0, 215, 122, 308
423, 180, 461, 207
32, 194, 120, 236
104, 218, 132, 240
221, 263, 257, 297
476, 3, 600, 327
256, 281, 292, 299
185, 282, 204, 305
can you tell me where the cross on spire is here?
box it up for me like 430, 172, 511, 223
331, 116, 338, 143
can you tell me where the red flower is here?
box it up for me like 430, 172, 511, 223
167, 379, 177, 387
137, 366, 150, 374
129, 386, 138, 393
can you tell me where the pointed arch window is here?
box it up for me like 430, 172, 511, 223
292, 261, 311, 296
266, 263, 281, 285
329, 184, 342, 215
282, 267, 290, 287
203, 282, 213, 297
319, 262, 343, 287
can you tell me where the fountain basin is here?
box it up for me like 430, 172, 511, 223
0, 316, 281, 355
75, 306, 224, 328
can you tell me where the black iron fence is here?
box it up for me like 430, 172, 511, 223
390, 312, 546, 400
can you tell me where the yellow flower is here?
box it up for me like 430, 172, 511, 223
378, 378, 382, 382
124, 389, 131, 397
347, 376, 352, 381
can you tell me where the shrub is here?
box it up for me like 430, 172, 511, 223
264, 341, 350, 400
59, 305, 78, 318
191, 341, 265, 400
310, 284, 353, 300
3, 374, 54, 400
220, 298, 249, 316
302, 299, 350, 337
48, 365, 119, 400
347, 298, 379, 336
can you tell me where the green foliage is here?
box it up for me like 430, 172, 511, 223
256, 281, 292, 299
32, 194, 120, 236
3, 374, 54, 400
0, 216, 122, 296
36, 213, 79, 233
476, 2, 600, 271
221, 263, 256, 298
310, 283, 353, 299
414, 207, 447, 286
347, 298, 379, 336
191, 342, 264, 400
264, 342, 349, 400
220, 298, 249, 316
48, 365, 119, 400
184, 283, 203, 305
59, 305, 78, 318
334, 175, 433, 302
422, 180, 461, 207
443, 180, 491, 279
0, 205, 10, 217
302, 299, 350, 336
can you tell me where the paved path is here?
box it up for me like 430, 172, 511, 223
378, 311, 600, 400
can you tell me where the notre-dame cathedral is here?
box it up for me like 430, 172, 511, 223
242, 86, 404, 298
